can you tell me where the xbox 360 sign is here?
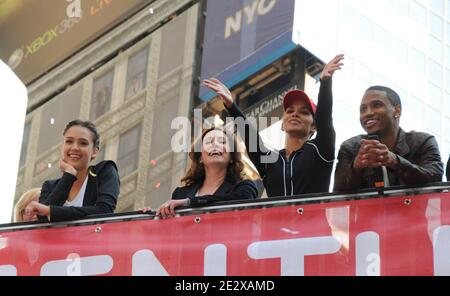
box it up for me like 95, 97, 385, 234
0, 0, 153, 85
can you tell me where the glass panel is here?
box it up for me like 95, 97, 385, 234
125, 47, 149, 100
38, 84, 82, 155
393, 37, 409, 63
429, 58, 443, 85
426, 106, 442, 134
411, 1, 428, 28
91, 69, 114, 120
411, 47, 426, 73
149, 96, 180, 159
158, 12, 187, 77
19, 122, 31, 167
428, 82, 443, 109
430, 0, 445, 16
447, 22, 450, 44
429, 12, 444, 39
118, 124, 142, 177
429, 35, 443, 61
445, 68, 450, 91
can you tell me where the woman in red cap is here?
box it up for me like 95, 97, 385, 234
203, 54, 344, 197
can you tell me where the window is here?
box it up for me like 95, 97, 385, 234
446, 46, 450, 68
447, 0, 450, 18
431, 0, 445, 16
428, 82, 443, 109
393, 37, 409, 63
408, 96, 425, 122
340, 3, 357, 29
355, 62, 372, 87
125, 47, 149, 99
445, 68, 450, 91
158, 12, 187, 77
373, 25, 391, 51
38, 84, 82, 155
444, 92, 450, 117
426, 106, 442, 134
392, 0, 410, 16
429, 12, 444, 39
150, 96, 180, 159
411, 1, 427, 28
118, 124, 142, 177
19, 122, 31, 167
357, 16, 374, 41
429, 58, 443, 85
447, 22, 450, 44
445, 116, 450, 140
91, 69, 114, 120
429, 35, 443, 61
411, 47, 426, 73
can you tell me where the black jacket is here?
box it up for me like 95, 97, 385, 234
39, 160, 120, 222
172, 179, 258, 206
226, 79, 335, 197
334, 129, 444, 191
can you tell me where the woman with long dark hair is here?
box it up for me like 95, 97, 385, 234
142, 126, 258, 219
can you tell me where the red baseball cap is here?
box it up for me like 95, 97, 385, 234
282, 89, 317, 115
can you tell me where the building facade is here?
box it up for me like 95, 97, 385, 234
15, 0, 200, 212
13, 0, 450, 216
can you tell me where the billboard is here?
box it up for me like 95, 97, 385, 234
1, 191, 450, 275
0, 0, 154, 85
199, 0, 296, 101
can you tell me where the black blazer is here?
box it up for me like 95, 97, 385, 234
172, 179, 258, 206
39, 160, 120, 222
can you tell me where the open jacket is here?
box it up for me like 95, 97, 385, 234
38, 160, 120, 222
172, 179, 258, 206
225, 79, 336, 197
334, 129, 444, 191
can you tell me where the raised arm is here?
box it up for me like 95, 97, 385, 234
203, 78, 274, 177
314, 54, 344, 160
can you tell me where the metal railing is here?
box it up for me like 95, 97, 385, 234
1, 182, 449, 233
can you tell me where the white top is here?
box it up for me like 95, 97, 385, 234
64, 176, 88, 207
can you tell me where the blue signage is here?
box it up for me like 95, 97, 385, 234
199, 0, 296, 101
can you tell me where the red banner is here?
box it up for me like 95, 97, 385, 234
1, 192, 450, 276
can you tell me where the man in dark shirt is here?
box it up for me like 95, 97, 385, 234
334, 86, 443, 191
